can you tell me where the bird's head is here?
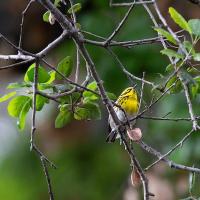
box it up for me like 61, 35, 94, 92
120, 87, 138, 99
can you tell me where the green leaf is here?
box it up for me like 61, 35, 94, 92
35, 95, 48, 111
8, 96, 31, 117
169, 7, 192, 34
107, 92, 117, 100
161, 48, 184, 59
38, 83, 54, 90
59, 104, 71, 112
7, 82, 31, 89
83, 92, 99, 102
0, 91, 16, 103
83, 95, 99, 103
74, 102, 101, 120
68, 3, 82, 14
56, 56, 72, 80
183, 41, 195, 55
188, 19, 200, 37
87, 81, 98, 91
193, 53, 200, 61
38, 71, 56, 90
24, 63, 50, 83
166, 76, 182, 94
72, 92, 81, 101
46, 71, 56, 84
59, 95, 71, 104
189, 82, 199, 99
154, 28, 177, 45
54, 0, 61, 7
74, 107, 88, 120
17, 98, 31, 130
166, 64, 173, 72
83, 81, 99, 102
194, 76, 200, 92
55, 109, 72, 128
43, 11, 50, 23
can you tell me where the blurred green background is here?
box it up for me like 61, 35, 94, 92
0, 0, 200, 199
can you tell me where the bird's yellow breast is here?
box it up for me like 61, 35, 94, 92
116, 87, 139, 116
120, 97, 139, 115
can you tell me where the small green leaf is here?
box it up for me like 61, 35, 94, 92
183, 41, 195, 55
166, 64, 173, 72
43, 11, 50, 23
83, 82, 99, 102
35, 95, 48, 111
166, 76, 182, 94
55, 109, 72, 128
0, 91, 16, 103
83, 92, 99, 102
83, 95, 99, 103
74, 107, 88, 120
169, 7, 192, 34
154, 28, 177, 45
59, 104, 71, 112
24, 63, 50, 83
71, 92, 81, 102
74, 102, 101, 120
161, 48, 184, 59
68, 3, 82, 14
194, 76, 200, 92
188, 19, 200, 37
46, 71, 56, 84
107, 92, 117, 100
7, 82, 31, 89
59, 95, 71, 104
189, 82, 199, 99
56, 56, 72, 80
87, 81, 98, 91
8, 96, 31, 117
54, 0, 61, 7
17, 98, 31, 130
193, 53, 200, 61
38, 83, 54, 90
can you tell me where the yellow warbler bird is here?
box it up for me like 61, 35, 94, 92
107, 87, 139, 142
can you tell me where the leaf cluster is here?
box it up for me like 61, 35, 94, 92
154, 7, 200, 98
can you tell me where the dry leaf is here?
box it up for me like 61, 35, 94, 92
127, 128, 142, 141
131, 169, 141, 187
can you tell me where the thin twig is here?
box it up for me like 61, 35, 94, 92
41, 156, 55, 200
107, 47, 156, 87
18, 0, 34, 50
138, 140, 200, 173
110, 0, 154, 7
104, 3, 135, 46
0, 59, 34, 70
30, 59, 39, 150
145, 129, 195, 170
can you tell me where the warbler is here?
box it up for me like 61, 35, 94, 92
107, 87, 139, 142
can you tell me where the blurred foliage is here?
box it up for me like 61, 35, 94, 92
0, 136, 129, 200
